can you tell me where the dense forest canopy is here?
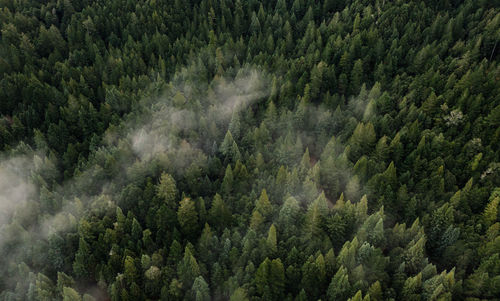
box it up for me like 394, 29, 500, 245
0, 0, 500, 300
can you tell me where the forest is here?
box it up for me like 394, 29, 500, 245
0, 0, 499, 300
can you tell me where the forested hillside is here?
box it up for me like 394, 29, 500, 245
1, 0, 500, 300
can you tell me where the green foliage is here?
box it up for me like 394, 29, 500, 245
191, 276, 210, 301
230, 287, 249, 301
327, 266, 351, 301
221, 131, 241, 162
62, 287, 81, 301
256, 258, 285, 300
178, 246, 201, 289
267, 224, 278, 254
178, 198, 199, 238
157, 173, 178, 209
1, 0, 499, 300
208, 193, 231, 231
483, 189, 500, 227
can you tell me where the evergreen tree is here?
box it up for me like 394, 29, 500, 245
209, 193, 231, 231
178, 198, 199, 238
157, 173, 178, 209
178, 246, 201, 289
1, 0, 500, 299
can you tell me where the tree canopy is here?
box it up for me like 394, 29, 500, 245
0, 0, 499, 300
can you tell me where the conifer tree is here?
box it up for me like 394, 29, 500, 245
178, 198, 199, 238
157, 173, 178, 209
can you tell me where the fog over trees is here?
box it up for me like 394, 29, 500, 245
0, 0, 499, 300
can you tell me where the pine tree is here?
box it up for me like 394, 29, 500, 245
250, 12, 261, 35
178, 246, 201, 289
62, 287, 81, 301
209, 193, 231, 231
483, 191, 499, 227
157, 173, 178, 209
350, 59, 363, 95
221, 164, 234, 197
256, 189, 273, 218
275, 165, 288, 198
348, 122, 376, 161
402, 273, 422, 300
191, 276, 210, 301
306, 191, 329, 236
256, 258, 285, 300
367, 281, 383, 301
131, 218, 143, 242
278, 196, 301, 236
73, 238, 91, 278
256, 258, 271, 297
124, 256, 138, 285
250, 210, 265, 231
267, 224, 278, 254
299, 148, 311, 176
178, 198, 199, 238
221, 131, 241, 162
230, 288, 249, 301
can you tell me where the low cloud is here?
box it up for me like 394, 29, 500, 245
0, 155, 35, 232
